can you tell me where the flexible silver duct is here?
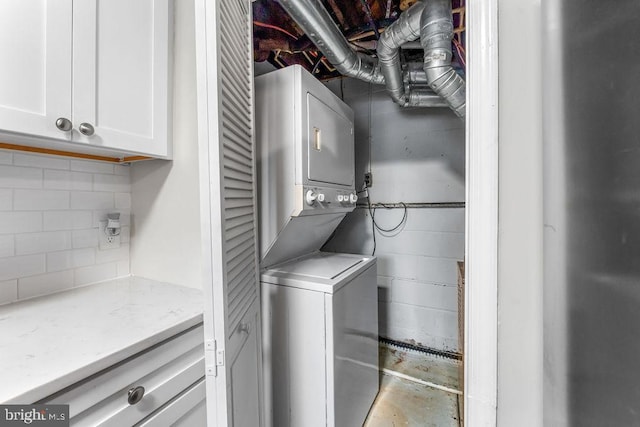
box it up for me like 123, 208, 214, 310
377, 2, 425, 105
277, 0, 465, 116
277, 0, 384, 85
420, 0, 466, 118
404, 63, 448, 107
408, 89, 449, 107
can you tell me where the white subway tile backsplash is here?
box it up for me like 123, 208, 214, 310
0, 189, 12, 210
0, 279, 18, 305
71, 191, 114, 210
120, 226, 130, 243
74, 262, 118, 286
96, 244, 129, 264
18, 270, 74, 300
93, 174, 131, 193
119, 211, 131, 226
115, 193, 131, 209
44, 211, 93, 231
16, 231, 71, 255
0, 151, 12, 165
14, 189, 69, 211
113, 164, 131, 176
44, 170, 92, 191
0, 212, 42, 234
47, 248, 95, 272
92, 210, 130, 227
116, 260, 130, 277
70, 159, 114, 174
72, 229, 98, 249
0, 165, 42, 189
0, 235, 14, 258
1, 151, 130, 300
0, 254, 46, 281
14, 153, 69, 170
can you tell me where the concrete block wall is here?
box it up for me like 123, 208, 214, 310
324, 78, 465, 352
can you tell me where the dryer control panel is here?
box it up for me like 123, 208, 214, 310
302, 186, 357, 210
291, 185, 358, 216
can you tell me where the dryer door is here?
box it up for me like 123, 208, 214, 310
306, 93, 354, 186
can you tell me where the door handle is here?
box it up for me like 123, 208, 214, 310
239, 322, 251, 335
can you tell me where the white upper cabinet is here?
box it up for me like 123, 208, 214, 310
0, 1, 73, 141
0, 0, 172, 159
72, 0, 171, 157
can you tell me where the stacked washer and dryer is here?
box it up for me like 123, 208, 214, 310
256, 65, 379, 427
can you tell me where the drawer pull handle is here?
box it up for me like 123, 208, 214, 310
127, 386, 145, 405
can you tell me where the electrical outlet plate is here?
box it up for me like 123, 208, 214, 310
99, 220, 121, 250
364, 172, 373, 188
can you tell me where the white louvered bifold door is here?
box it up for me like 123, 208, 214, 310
195, 0, 263, 425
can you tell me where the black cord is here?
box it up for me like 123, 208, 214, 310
371, 202, 408, 233
367, 193, 377, 255
366, 190, 408, 256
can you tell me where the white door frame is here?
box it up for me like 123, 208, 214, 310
465, 0, 499, 425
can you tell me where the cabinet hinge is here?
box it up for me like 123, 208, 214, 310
205, 339, 224, 377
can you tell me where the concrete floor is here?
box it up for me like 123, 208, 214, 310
364, 343, 462, 427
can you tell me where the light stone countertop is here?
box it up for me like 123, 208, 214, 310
0, 276, 204, 404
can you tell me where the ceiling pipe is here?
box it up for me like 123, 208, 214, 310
420, 0, 466, 118
277, 0, 384, 85
377, 1, 425, 105
276, 0, 465, 117
408, 89, 449, 107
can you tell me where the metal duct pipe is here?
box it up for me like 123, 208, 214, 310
377, 2, 425, 105
405, 62, 428, 84
408, 89, 449, 107
277, 0, 384, 85
420, 0, 466, 118
404, 64, 448, 107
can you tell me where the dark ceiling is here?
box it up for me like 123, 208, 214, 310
252, 0, 466, 81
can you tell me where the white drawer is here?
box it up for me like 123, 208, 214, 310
42, 324, 204, 426
136, 378, 206, 426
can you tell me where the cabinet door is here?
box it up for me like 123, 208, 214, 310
72, 0, 171, 158
0, 1, 72, 141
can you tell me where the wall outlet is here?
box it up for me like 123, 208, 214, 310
99, 220, 121, 250
364, 172, 373, 188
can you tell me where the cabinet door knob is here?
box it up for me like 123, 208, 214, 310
55, 118, 72, 132
127, 386, 145, 405
79, 122, 95, 136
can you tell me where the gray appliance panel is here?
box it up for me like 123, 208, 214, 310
543, 0, 640, 425
260, 213, 346, 268
306, 94, 354, 187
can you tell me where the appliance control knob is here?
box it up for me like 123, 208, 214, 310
317, 193, 325, 203
305, 190, 317, 206
337, 195, 344, 202
349, 193, 358, 204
